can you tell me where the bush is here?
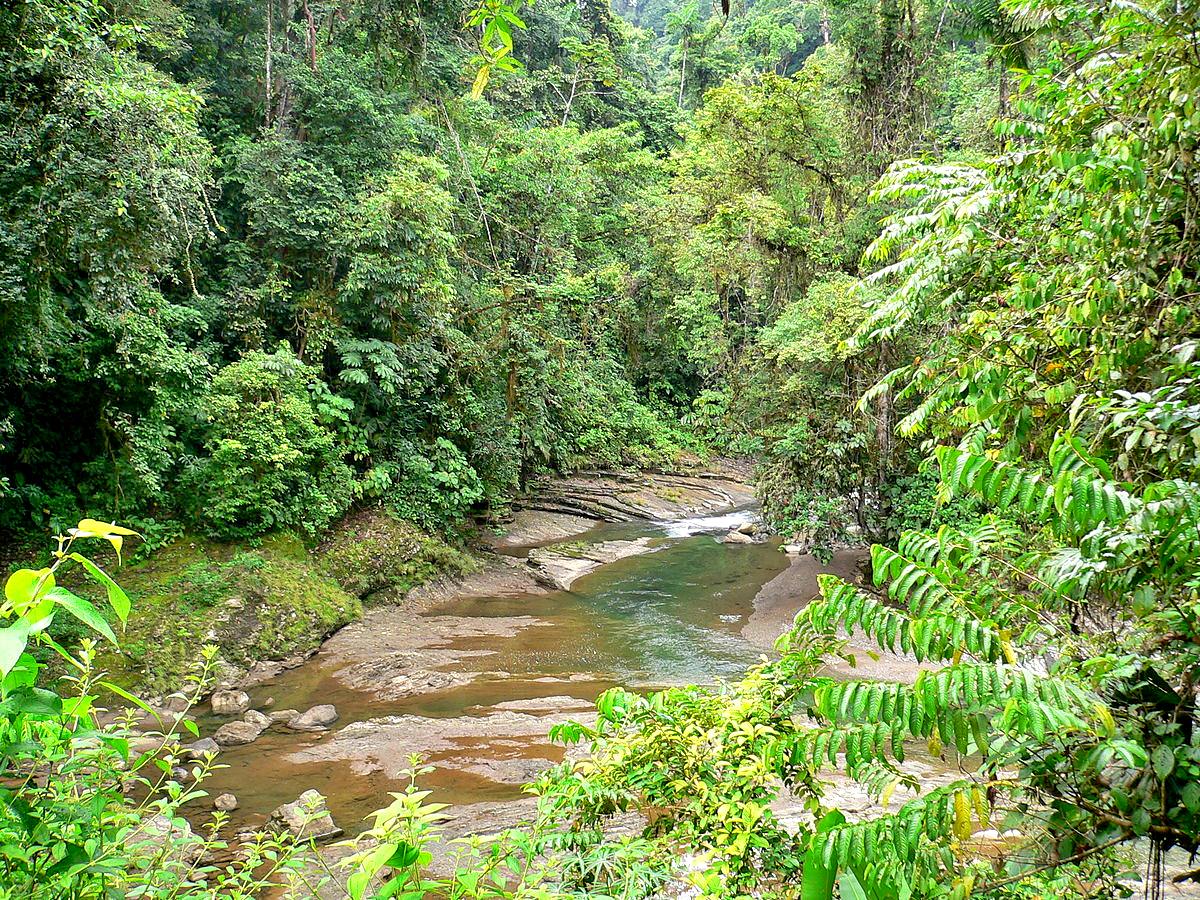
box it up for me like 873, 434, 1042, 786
179, 348, 355, 539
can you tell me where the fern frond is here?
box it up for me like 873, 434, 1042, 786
809, 577, 1006, 663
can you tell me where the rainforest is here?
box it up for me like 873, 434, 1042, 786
1, 0, 1199, 897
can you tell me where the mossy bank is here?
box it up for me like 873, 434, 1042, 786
82, 511, 473, 695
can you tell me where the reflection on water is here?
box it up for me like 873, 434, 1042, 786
197, 521, 789, 835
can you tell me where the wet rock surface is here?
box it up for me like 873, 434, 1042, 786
214, 792, 239, 811
526, 537, 655, 589
213, 720, 266, 747
288, 704, 339, 731
211, 689, 252, 715
270, 790, 341, 840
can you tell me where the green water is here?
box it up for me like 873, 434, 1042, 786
197, 516, 790, 835
440, 530, 784, 684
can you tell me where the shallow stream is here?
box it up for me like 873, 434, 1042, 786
199, 512, 796, 836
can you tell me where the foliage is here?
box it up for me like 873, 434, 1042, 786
318, 510, 475, 598
93, 534, 360, 694
0, 524, 318, 897
180, 348, 356, 540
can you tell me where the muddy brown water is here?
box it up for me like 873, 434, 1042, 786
194, 514, 852, 838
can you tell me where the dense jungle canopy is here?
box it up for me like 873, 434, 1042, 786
2, 0, 1200, 896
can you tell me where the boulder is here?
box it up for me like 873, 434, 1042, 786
213, 720, 265, 747
159, 693, 191, 714
214, 793, 239, 812
242, 709, 273, 729
210, 689, 251, 716
737, 521, 757, 535
721, 529, 754, 544
269, 708, 300, 724
182, 737, 220, 759
128, 734, 165, 756
287, 704, 338, 731
269, 790, 341, 840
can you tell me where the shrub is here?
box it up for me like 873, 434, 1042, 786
179, 347, 355, 539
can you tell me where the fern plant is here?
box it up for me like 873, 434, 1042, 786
777, 429, 1200, 897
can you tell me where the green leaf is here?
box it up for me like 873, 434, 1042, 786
0, 621, 32, 678
385, 841, 421, 868
45, 588, 117, 645
99, 681, 161, 724
1151, 745, 1175, 778
4, 569, 53, 610
802, 810, 846, 900
1181, 781, 1200, 812
0, 687, 63, 718
69, 554, 131, 622
839, 870, 870, 900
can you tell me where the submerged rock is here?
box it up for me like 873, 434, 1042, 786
288, 704, 339, 731
210, 689, 251, 716
270, 790, 341, 840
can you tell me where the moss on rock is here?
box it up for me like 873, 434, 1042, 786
317, 509, 474, 600
81, 512, 472, 694
94, 537, 360, 695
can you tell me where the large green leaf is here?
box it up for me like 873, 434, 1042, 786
0, 621, 32, 678
69, 554, 131, 622
45, 588, 117, 645
801, 810, 846, 900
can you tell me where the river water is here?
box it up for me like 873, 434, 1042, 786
198, 512, 792, 837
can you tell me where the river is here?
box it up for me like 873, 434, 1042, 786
194, 510, 830, 838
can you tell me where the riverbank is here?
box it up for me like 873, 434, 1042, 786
744, 548, 928, 683
159, 468, 769, 840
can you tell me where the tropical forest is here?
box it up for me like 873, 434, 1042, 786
1, 0, 1199, 896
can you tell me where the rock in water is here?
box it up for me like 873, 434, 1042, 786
213, 720, 265, 746
270, 790, 341, 840
210, 689, 251, 716
242, 709, 272, 729
182, 737, 220, 759
288, 704, 338, 731
214, 793, 239, 812
269, 708, 300, 724
159, 692, 191, 714
721, 529, 754, 544
128, 813, 205, 864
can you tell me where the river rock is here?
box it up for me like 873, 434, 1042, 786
183, 737, 220, 759
159, 692, 191, 714
128, 813, 204, 864
213, 720, 265, 746
129, 734, 165, 756
214, 793, 239, 812
270, 790, 341, 840
288, 704, 338, 731
243, 709, 272, 729
527, 538, 654, 590
721, 529, 754, 544
269, 708, 300, 724
210, 689, 251, 716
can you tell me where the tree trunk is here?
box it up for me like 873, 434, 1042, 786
678, 39, 688, 107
